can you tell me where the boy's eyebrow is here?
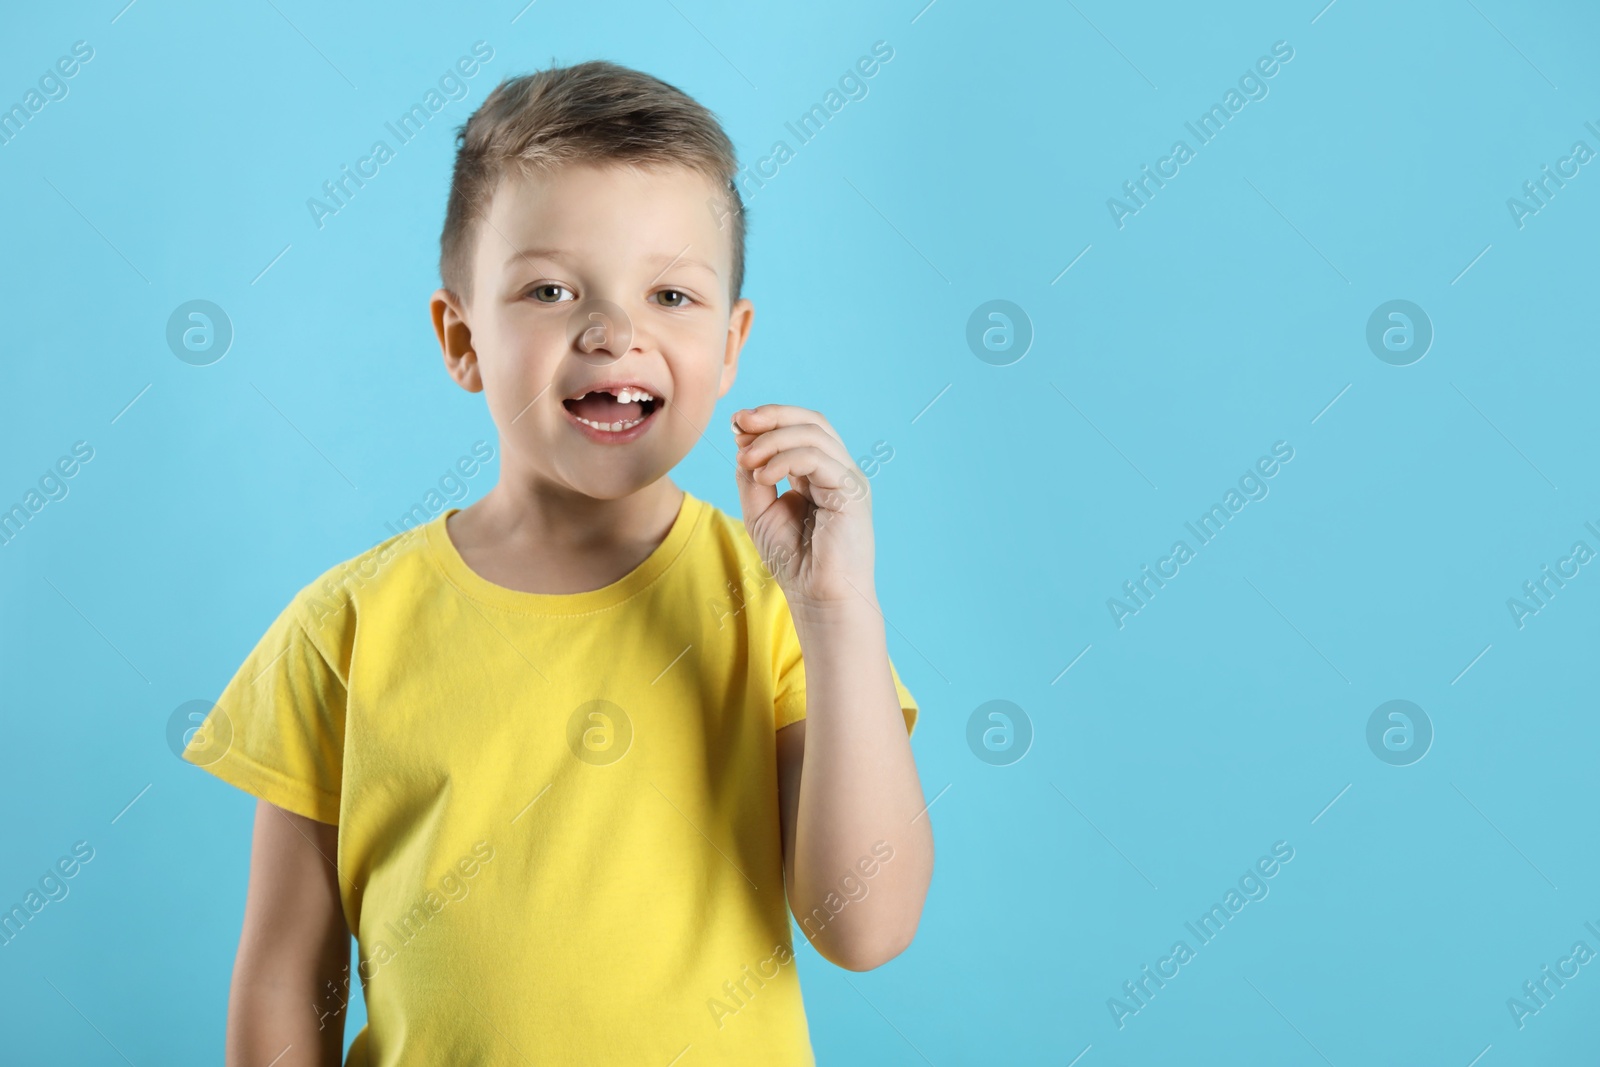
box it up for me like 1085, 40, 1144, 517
503, 247, 572, 269
645, 247, 720, 280
503, 246, 719, 278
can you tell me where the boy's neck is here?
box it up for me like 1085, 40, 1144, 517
442, 474, 685, 597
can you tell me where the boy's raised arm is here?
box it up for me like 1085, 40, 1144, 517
226, 800, 351, 1067
734, 403, 935, 971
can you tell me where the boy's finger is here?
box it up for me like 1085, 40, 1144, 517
733, 442, 779, 527
751, 446, 860, 510
737, 424, 851, 471
731, 405, 845, 448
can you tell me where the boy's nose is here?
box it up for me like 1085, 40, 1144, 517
569, 297, 635, 367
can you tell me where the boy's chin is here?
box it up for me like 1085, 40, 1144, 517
559, 458, 678, 502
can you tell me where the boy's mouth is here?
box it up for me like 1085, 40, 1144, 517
560, 386, 661, 437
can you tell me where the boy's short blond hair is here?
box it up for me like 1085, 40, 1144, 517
439, 59, 746, 307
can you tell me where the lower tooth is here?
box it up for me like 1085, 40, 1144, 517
580, 415, 642, 431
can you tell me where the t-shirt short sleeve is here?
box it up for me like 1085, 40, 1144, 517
773, 603, 919, 736
182, 591, 347, 824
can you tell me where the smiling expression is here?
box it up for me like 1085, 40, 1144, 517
433, 161, 753, 500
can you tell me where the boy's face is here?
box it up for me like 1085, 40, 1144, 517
431, 162, 753, 501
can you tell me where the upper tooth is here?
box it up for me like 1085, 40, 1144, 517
616, 387, 653, 403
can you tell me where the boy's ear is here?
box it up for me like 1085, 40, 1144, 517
717, 297, 754, 399
432, 287, 482, 393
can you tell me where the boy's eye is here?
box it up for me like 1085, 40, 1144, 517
654, 289, 692, 308
530, 284, 573, 303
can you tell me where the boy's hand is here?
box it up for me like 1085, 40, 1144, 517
731, 404, 875, 615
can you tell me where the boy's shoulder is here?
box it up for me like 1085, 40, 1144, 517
696, 494, 766, 566
280, 520, 434, 652
692, 497, 796, 626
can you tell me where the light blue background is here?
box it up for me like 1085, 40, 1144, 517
2, 0, 1596, 1063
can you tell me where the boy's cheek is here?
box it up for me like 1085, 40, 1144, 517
476, 340, 556, 400
651, 318, 723, 362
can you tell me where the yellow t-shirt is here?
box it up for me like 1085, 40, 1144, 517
183, 488, 918, 1065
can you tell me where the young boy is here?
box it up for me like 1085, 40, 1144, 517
183, 59, 932, 1065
